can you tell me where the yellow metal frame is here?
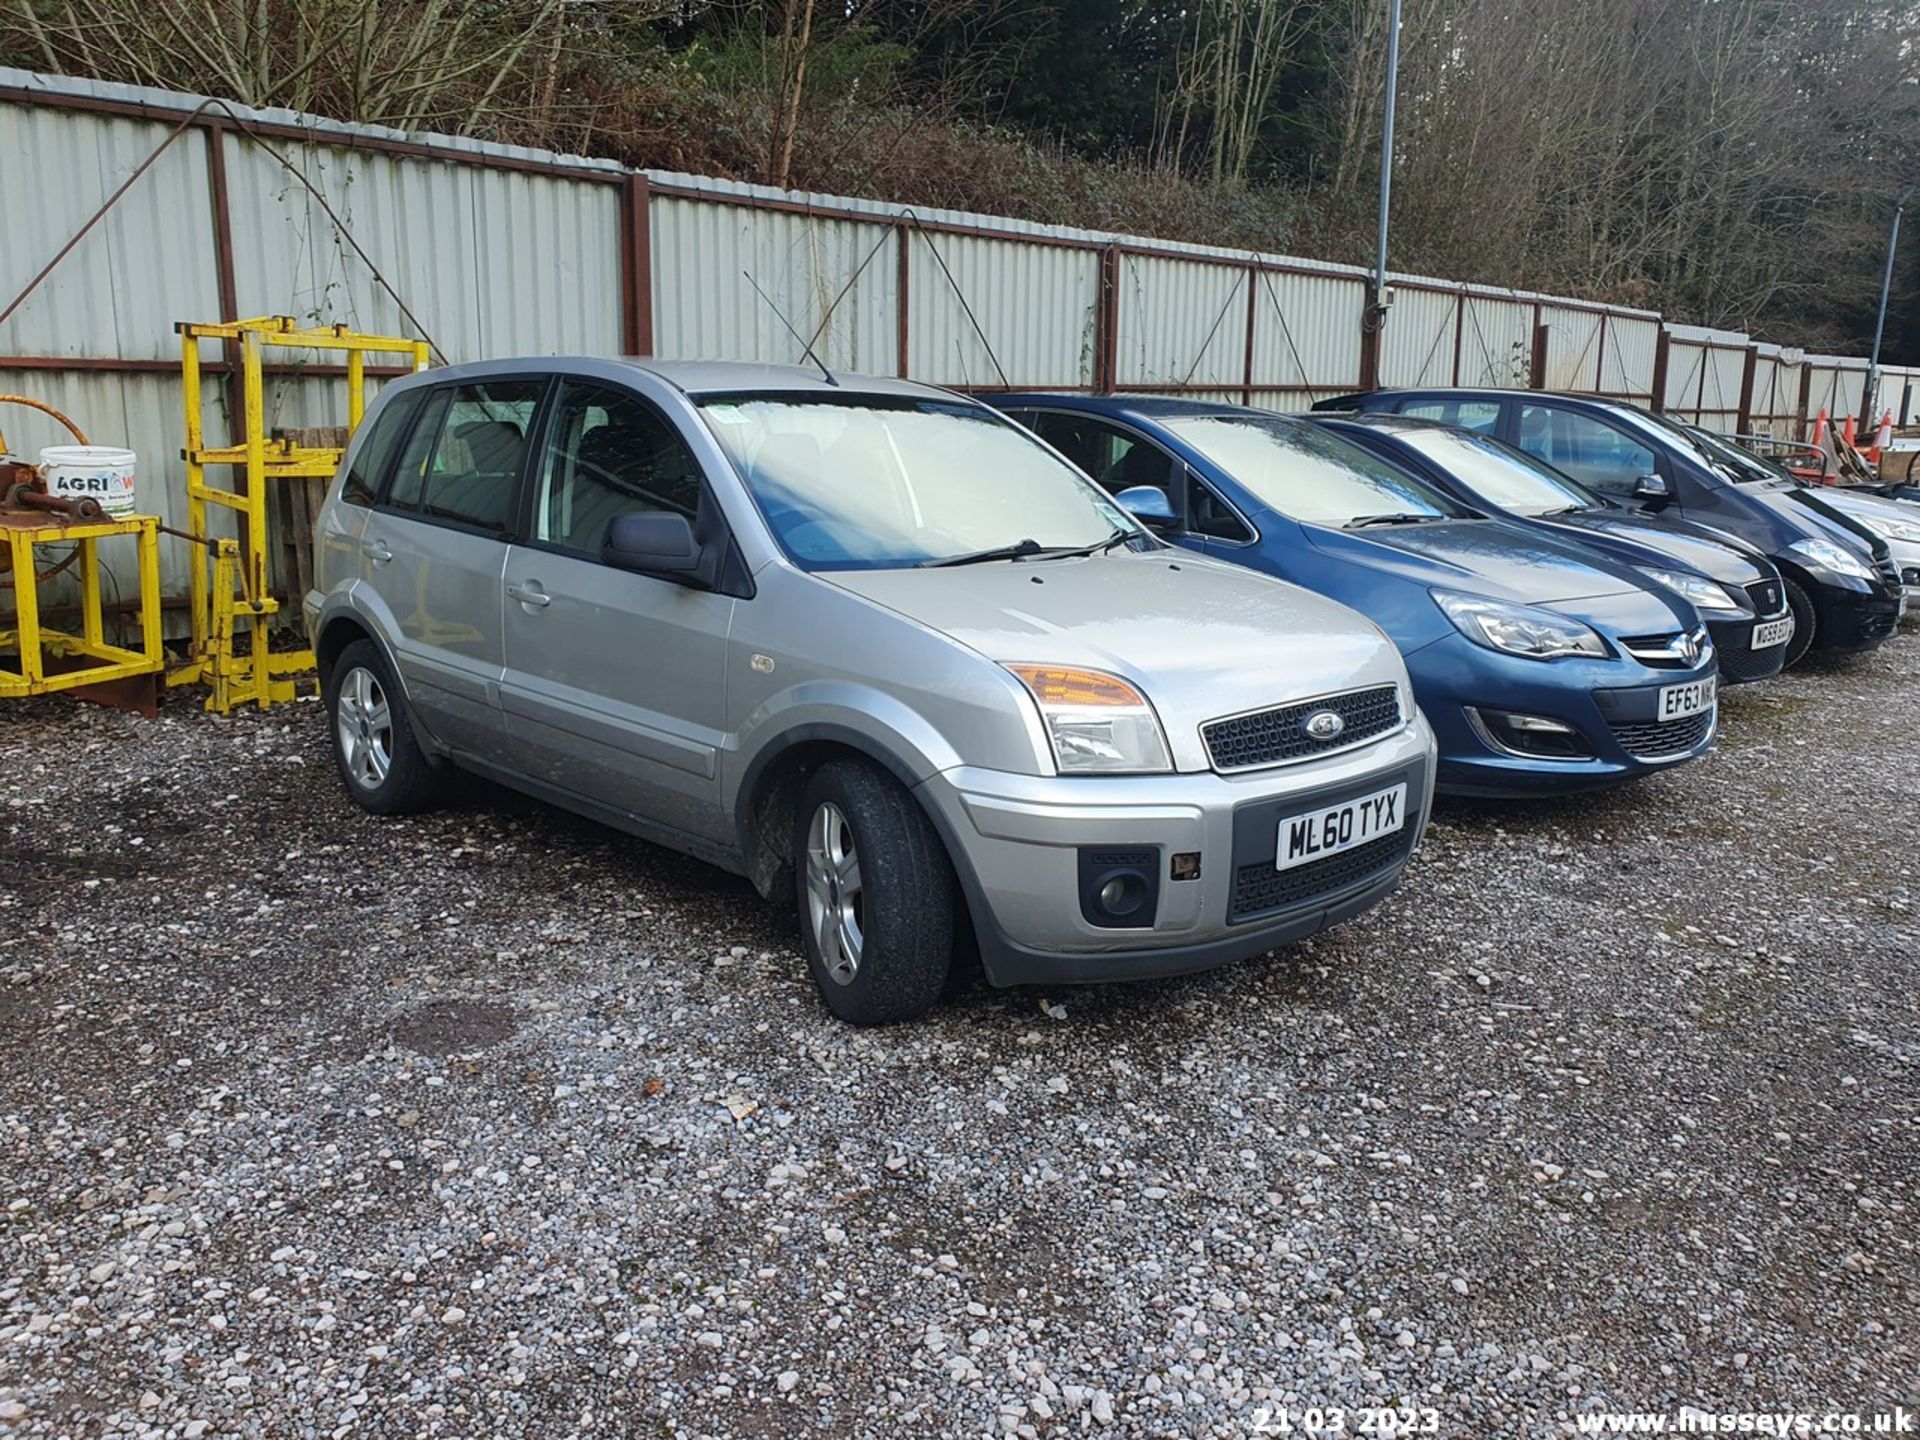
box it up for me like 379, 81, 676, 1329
169, 316, 430, 711
1, 514, 163, 698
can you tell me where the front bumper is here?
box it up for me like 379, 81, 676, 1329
918, 715, 1436, 987
1407, 632, 1719, 797
1808, 577, 1904, 652
1706, 608, 1789, 685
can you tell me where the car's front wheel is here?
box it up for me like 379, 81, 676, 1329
1780, 576, 1817, 668
792, 758, 957, 1024
323, 638, 445, 815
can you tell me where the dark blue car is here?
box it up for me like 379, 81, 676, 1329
1313, 388, 1904, 666
1311, 413, 1792, 685
991, 395, 1719, 798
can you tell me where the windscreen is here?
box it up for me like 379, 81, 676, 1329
1612, 405, 1786, 486
698, 395, 1136, 570
1164, 414, 1472, 527
1390, 426, 1608, 515
1680, 423, 1792, 484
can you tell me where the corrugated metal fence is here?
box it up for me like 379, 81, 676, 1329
0, 67, 1904, 609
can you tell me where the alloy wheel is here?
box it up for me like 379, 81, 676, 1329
804, 801, 865, 985
335, 665, 394, 790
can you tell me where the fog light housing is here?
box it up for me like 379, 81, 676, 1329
1077, 846, 1160, 929
1467, 707, 1594, 760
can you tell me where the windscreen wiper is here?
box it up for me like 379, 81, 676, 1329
1345, 512, 1439, 529
1062, 527, 1141, 557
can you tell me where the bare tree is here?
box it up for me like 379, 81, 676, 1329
6, 0, 674, 135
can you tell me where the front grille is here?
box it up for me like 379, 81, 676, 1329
1745, 578, 1784, 615
1718, 627, 1787, 682
1229, 828, 1414, 921
1607, 708, 1715, 759
1618, 630, 1708, 669
1202, 685, 1401, 772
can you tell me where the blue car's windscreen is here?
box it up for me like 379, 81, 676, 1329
698, 395, 1136, 570
1165, 415, 1473, 527
1388, 427, 1607, 516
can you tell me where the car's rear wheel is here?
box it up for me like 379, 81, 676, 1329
1780, 576, 1817, 668
793, 758, 956, 1024
324, 638, 445, 815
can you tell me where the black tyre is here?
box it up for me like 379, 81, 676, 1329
1780, 575, 1817, 669
792, 758, 957, 1024
323, 638, 445, 815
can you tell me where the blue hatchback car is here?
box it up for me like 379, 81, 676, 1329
991, 395, 1720, 797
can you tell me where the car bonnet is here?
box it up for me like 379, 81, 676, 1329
822, 549, 1410, 774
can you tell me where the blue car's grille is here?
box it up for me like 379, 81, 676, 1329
1202, 685, 1401, 772
1607, 708, 1715, 760
1229, 827, 1414, 922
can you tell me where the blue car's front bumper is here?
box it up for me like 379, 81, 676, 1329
1406, 631, 1718, 797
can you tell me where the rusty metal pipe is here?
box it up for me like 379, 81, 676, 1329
0, 394, 90, 449
5, 484, 102, 519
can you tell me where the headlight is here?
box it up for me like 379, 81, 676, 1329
1785, 537, 1876, 582
1432, 590, 1607, 660
1004, 664, 1173, 774
1631, 565, 1743, 612
1860, 512, 1920, 544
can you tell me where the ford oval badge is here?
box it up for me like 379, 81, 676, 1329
1305, 709, 1346, 741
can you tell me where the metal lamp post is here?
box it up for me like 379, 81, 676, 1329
1372, 0, 1402, 327
1864, 182, 1914, 424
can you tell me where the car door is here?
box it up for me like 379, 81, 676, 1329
359, 376, 544, 761
1509, 402, 1667, 512
498, 376, 736, 844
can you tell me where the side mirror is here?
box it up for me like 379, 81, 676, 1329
1633, 473, 1671, 502
605, 511, 701, 576
1113, 485, 1176, 529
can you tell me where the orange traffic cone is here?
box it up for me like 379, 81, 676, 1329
1873, 409, 1893, 453
1842, 413, 1857, 448
1811, 408, 1829, 448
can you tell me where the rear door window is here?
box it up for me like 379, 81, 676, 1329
1514, 404, 1658, 495
386, 380, 546, 534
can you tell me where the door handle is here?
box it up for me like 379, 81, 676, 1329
506, 581, 551, 609
360, 538, 393, 565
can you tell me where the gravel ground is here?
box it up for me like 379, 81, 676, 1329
2, 639, 1916, 1439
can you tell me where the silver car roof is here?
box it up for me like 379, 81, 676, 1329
403, 356, 963, 403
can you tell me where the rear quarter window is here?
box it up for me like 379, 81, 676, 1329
340, 388, 425, 507
1399, 398, 1501, 433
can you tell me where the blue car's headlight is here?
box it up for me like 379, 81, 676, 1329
1784, 537, 1875, 583
1631, 565, 1743, 613
1432, 590, 1608, 660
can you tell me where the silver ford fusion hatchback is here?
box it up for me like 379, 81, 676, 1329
305, 359, 1437, 1023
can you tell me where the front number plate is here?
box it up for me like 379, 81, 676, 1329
1750, 617, 1793, 650
1658, 676, 1716, 720
1276, 783, 1408, 872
